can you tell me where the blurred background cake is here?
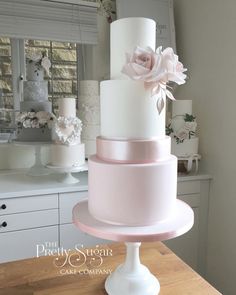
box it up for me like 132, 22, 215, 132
16, 52, 54, 142
51, 97, 85, 168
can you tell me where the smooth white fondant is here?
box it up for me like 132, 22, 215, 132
111, 18, 156, 79
79, 80, 99, 96
58, 98, 76, 117
172, 100, 192, 117
88, 155, 177, 226
51, 143, 85, 167
101, 80, 165, 139
23, 81, 48, 101
171, 137, 199, 157
20, 101, 52, 112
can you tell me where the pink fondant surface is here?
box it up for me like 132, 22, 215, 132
73, 200, 194, 242
96, 136, 171, 163
88, 155, 177, 226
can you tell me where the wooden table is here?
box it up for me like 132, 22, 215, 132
0, 242, 221, 295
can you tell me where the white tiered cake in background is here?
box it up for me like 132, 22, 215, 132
78, 81, 100, 157
88, 18, 178, 226
16, 53, 54, 142
51, 98, 85, 168
167, 100, 199, 157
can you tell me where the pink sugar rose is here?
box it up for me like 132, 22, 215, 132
122, 46, 187, 113
159, 47, 187, 85
122, 46, 158, 78
176, 129, 189, 141
184, 121, 197, 133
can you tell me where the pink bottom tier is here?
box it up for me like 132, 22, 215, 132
88, 155, 177, 226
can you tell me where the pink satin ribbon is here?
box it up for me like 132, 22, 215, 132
97, 136, 171, 163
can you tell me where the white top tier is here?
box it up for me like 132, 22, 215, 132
79, 80, 99, 96
172, 100, 192, 117
58, 98, 76, 117
110, 18, 156, 79
27, 61, 44, 82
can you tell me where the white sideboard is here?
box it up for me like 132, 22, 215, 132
0, 170, 211, 276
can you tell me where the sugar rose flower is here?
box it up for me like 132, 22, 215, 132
16, 112, 27, 122
31, 118, 39, 128
159, 47, 187, 85
122, 46, 159, 80
176, 129, 189, 141
23, 119, 32, 128
184, 121, 197, 133
27, 111, 36, 119
36, 111, 50, 121
122, 46, 187, 114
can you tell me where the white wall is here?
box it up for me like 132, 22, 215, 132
174, 1, 236, 294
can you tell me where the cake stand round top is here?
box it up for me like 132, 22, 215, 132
73, 200, 194, 243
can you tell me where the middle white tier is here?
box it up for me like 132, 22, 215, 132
88, 155, 177, 226
101, 80, 165, 139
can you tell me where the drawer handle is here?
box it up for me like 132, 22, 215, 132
1, 204, 6, 210
1, 222, 7, 228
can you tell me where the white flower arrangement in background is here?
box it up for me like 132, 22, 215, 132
166, 114, 197, 144
16, 111, 55, 132
97, 0, 116, 23
54, 116, 82, 145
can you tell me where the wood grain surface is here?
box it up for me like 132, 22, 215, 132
0, 242, 221, 295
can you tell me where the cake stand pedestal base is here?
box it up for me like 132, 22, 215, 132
29, 145, 49, 176
59, 172, 80, 184
46, 163, 88, 184
73, 200, 194, 295
105, 242, 160, 295
13, 142, 50, 176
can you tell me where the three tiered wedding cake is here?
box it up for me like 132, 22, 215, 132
16, 53, 54, 142
88, 18, 187, 226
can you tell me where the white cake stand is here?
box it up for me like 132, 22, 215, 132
178, 154, 201, 173
47, 163, 88, 184
73, 199, 194, 295
13, 141, 51, 176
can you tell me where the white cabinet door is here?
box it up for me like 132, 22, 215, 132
59, 191, 88, 224
0, 226, 58, 263
60, 223, 110, 250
